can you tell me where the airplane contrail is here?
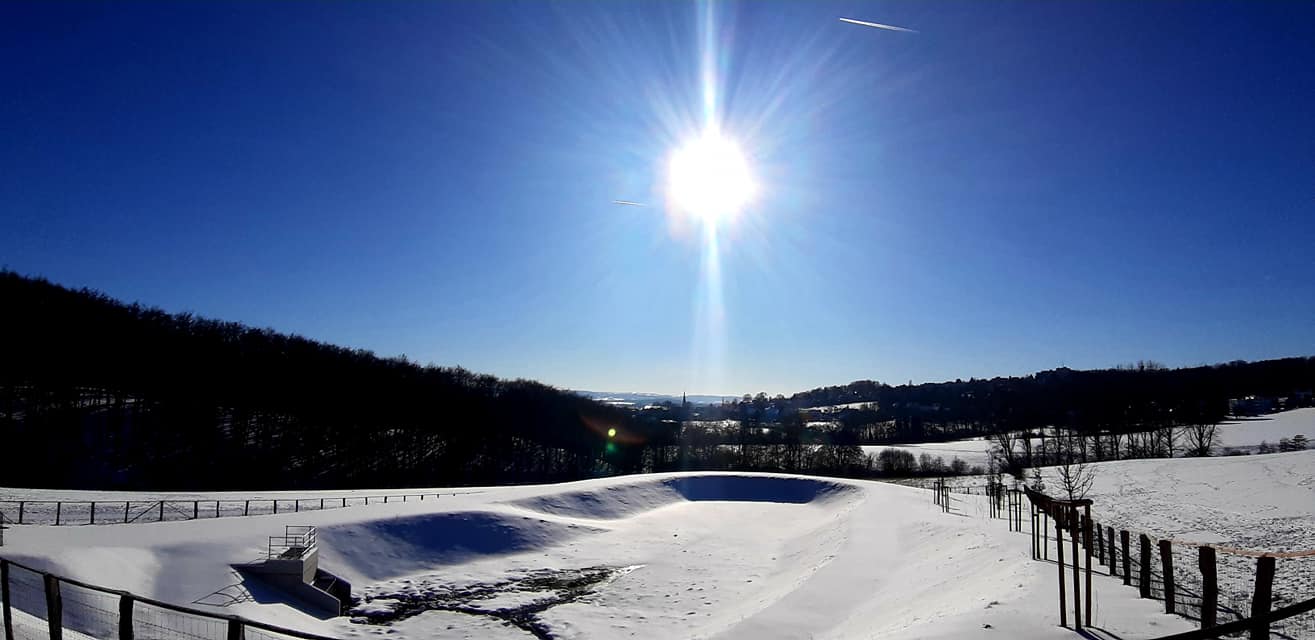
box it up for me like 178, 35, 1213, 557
612, 200, 647, 207
839, 17, 918, 33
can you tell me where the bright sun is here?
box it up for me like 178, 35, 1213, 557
667, 133, 756, 224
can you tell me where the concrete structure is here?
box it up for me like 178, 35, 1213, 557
237, 526, 351, 616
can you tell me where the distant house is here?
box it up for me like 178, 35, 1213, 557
1228, 396, 1276, 416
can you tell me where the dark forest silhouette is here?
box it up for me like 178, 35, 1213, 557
2, 271, 1312, 489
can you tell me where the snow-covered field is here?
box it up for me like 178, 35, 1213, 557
0, 473, 1191, 639
860, 407, 1315, 472
1214, 407, 1315, 452
861, 438, 994, 470
1051, 450, 1315, 619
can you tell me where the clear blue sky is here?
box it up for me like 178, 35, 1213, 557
3, 2, 1313, 396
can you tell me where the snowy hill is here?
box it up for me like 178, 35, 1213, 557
0, 473, 1191, 639
1215, 407, 1315, 452
1047, 449, 1315, 612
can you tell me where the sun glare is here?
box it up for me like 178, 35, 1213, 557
667, 133, 756, 224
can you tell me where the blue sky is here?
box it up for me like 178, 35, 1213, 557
3, 1, 1313, 396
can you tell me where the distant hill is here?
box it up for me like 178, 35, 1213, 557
574, 390, 732, 407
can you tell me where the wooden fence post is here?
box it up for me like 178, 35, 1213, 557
1199, 546, 1217, 629
1108, 526, 1117, 577
1043, 510, 1050, 560
215, 501, 220, 518
118, 593, 135, 640
2, 559, 14, 640
274, 500, 278, 514
16, 503, 22, 526
227, 617, 245, 640
55, 502, 61, 526
1250, 555, 1275, 640
124, 502, 130, 524
89, 502, 95, 525
1159, 539, 1175, 614
1096, 519, 1104, 564
1071, 509, 1083, 629
44, 574, 62, 640
243, 501, 249, 516
158, 502, 164, 522
1139, 534, 1152, 599
1084, 509, 1092, 624
1056, 511, 1067, 628
320, 498, 325, 510
193, 501, 199, 520
1121, 530, 1131, 585
1030, 504, 1037, 559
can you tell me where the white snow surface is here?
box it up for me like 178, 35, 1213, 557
1045, 449, 1315, 611
862, 438, 995, 469
1214, 407, 1315, 452
0, 472, 1193, 639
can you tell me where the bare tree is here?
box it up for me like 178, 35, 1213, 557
1055, 433, 1096, 501
991, 431, 1021, 476
1055, 458, 1096, 502
1029, 467, 1046, 493
1184, 422, 1219, 457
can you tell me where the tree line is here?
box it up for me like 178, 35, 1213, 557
0, 271, 636, 489
2, 271, 1311, 489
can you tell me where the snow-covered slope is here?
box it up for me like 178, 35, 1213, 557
1215, 407, 1315, 452
861, 438, 995, 469
0, 472, 1190, 639
1044, 449, 1315, 611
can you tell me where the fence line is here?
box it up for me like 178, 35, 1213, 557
1013, 485, 1315, 640
0, 491, 481, 528
0, 555, 341, 640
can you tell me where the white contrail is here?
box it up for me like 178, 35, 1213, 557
839, 17, 918, 33
612, 200, 647, 207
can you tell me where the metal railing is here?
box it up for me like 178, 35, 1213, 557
268, 526, 317, 560
0, 555, 341, 640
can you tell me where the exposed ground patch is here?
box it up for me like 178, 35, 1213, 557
348, 565, 640, 639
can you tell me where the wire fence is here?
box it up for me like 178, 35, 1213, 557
1008, 484, 1315, 640
0, 557, 340, 640
0, 491, 480, 528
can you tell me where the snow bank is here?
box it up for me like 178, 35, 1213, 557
319, 511, 605, 583
0, 472, 1192, 639
512, 474, 854, 520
